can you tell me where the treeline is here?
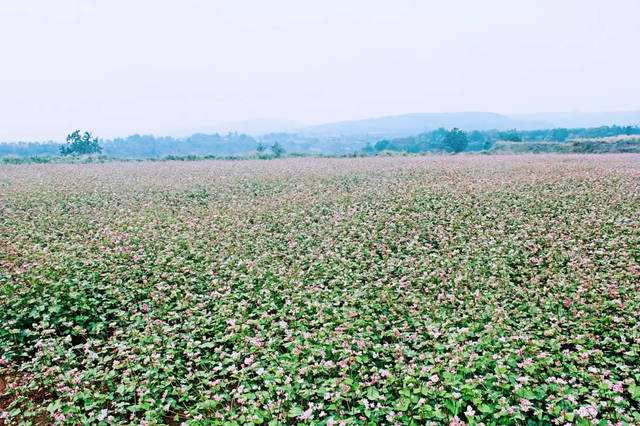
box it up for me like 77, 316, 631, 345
0, 141, 61, 157
367, 125, 640, 154
2, 125, 639, 159
491, 139, 640, 154
0, 132, 375, 158
0, 133, 258, 158
105, 133, 257, 157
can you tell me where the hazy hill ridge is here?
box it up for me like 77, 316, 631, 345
299, 112, 552, 137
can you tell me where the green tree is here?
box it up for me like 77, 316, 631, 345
468, 130, 486, 144
362, 143, 376, 155
270, 142, 285, 158
374, 139, 390, 151
498, 129, 522, 142
550, 128, 570, 142
443, 128, 468, 153
60, 130, 102, 156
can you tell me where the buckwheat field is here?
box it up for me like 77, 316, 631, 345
1, 154, 639, 425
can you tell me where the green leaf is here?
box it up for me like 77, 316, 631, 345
367, 387, 380, 400
478, 404, 493, 414
288, 407, 302, 418
395, 398, 410, 411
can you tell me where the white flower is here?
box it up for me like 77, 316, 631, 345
97, 409, 108, 421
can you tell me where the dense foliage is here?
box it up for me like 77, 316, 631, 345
490, 139, 640, 154
0, 133, 369, 160
1, 155, 639, 425
269, 143, 286, 158
0, 133, 259, 160
59, 131, 102, 156
368, 125, 640, 154
2, 125, 639, 159
442, 129, 468, 153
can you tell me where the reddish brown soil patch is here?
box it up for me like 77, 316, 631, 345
0, 373, 52, 425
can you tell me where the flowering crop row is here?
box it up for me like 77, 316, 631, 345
1, 154, 639, 425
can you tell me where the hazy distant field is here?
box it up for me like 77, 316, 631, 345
1, 155, 639, 424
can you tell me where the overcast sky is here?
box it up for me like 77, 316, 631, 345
1, 0, 639, 140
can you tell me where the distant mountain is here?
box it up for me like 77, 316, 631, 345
211, 118, 305, 135
187, 111, 640, 139
508, 111, 640, 129
300, 112, 551, 137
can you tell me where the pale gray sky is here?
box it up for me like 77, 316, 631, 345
1, 0, 639, 140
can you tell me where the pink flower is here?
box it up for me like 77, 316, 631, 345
518, 358, 533, 368
519, 398, 533, 412
576, 405, 598, 419
299, 407, 313, 421
465, 405, 476, 417
449, 415, 466, 426
610, 382, 624, 393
